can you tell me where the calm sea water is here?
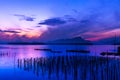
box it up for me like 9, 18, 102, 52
0, 45, 119, 80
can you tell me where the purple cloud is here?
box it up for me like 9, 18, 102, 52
14, 14, 35, 21
0, 29, 20, 33
39, 18, 66, 26
37, 12, 120, 41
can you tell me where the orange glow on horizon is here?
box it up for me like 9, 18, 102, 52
19, 30, 41, 38
3, 26, 48, 38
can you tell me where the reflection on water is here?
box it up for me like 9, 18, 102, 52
0, 45, 119, 80
18, 56, 120, 80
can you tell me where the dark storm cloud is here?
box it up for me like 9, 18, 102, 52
39, 18, 66, 26
13, 14, 35, 21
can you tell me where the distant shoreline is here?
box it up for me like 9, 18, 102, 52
0, 43, 119, 45
0, 43, 93, 45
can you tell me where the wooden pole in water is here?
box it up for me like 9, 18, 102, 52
118, 47, 120, 54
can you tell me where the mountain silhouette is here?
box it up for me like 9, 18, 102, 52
1, 37, 92, 45
47, 37, 92, 45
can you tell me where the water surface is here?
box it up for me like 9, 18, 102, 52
0, 45, 119, 80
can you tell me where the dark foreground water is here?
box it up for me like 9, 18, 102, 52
0, 45, 119, 80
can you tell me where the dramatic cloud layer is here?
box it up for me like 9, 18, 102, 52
0, 0, 120, 42
37, 11, 120, 41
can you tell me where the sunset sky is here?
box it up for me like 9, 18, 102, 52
0, 0, 120, 42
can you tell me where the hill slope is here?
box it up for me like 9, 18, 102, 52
48, 37, 92, 45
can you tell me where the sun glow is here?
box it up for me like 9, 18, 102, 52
4, 26, 48, 39
18, 30, 41, 38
